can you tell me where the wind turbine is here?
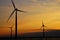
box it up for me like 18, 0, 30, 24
41, 19, 46, 38
0, 24, 14, 39
7, 0, 26, 38
8, 24, 14, 39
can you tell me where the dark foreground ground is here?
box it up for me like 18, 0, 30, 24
0, 38, 60, 40
20, 38, 60, 40
0, 30, 60, 40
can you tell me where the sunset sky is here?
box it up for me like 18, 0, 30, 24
0, 0, 60, 36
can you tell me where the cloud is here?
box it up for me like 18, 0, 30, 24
0, 0, 60, 7
0, 0, 11, 6
36, 0, 60, 6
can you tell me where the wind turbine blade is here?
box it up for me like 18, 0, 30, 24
11, 0, 16, 8
7, 10, 15, 22
42, 20, 43, 25
17, 10, 26, 13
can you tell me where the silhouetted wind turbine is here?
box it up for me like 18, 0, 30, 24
0, 24, 14, 39
8, 24, 14, 39
7, 0, 26, 38
41, 20, 46, 38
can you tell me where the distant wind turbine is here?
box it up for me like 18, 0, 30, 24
0, 24, 14, 39
8, 24, 14, 39
41, 19, 46, 38
7, 0, 26, 38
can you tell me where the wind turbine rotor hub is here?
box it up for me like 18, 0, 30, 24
15, 8, 18, 10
